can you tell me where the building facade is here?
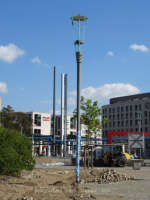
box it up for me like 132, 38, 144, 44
102, 93, 150, 154
25, 112, 51, 155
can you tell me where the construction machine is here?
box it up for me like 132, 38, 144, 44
94, 144, 130, 167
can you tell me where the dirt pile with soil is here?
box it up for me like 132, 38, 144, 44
34, 157, 57, 164
0, 169, 133, 200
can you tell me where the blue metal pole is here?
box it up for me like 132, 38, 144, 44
72, 141, 74, 156
47, 138, 49, 157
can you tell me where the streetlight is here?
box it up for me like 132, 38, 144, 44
70, 14, 88, 183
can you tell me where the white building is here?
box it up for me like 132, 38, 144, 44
25, 112, 51, 156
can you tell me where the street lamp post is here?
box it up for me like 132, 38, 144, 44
70, 14, 88, 183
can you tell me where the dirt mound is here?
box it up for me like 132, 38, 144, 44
34, 156, 57, 163
66, 169, 92, 182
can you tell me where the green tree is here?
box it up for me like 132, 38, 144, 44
0, 105, 32, 136
0, 126, 35, 177
73, 96, 109, 167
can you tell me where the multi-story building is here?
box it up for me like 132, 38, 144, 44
102, 92, 150, 151
25, 112, 51, 155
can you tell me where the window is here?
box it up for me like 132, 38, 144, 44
130, 128, 133, 132
118, 121, 120, 127
103, 131, 105, 137
130, 113, 132, 119
34, 129, 41, 135
145, 127, 148, 132
130, 120, 132, 126
121, 114, 124, 119
149, 118, 150, 124
109, 122, 111, 127
135, 119, 138, 125
34, 114, 41, 126
58, 117, 60, 129
121, 107, 124, 112
105, 123, 107, 128
145, 119, 147, 125
117, 107, 120, 113
145, 111, 147, 117
130, 106, 132, 111
113, 122, 115, 127
139, 104, 142, 110
135, 128, 138, 132
27, 114, 31, 119
135, 112, 137, 118
105, 109, 107, 114
126, 106, 128, 112
126, 113, 128, 119
121, 129, 124, 132
103, 109, 104, 114
103, 116, 104, 119
58, 131, 60, 136
105, 130, 107, 137
126, 120, 128, 126
135, 105, 138, 111
109, 108, 111, 114
126, 129, 128, 132
109, 115, 111, 120
121, 121, 124, 127
117, 114, 120, 120
113, 108, 115, 113
113, 115, 115, 120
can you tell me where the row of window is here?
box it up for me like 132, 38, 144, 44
103, 118, 150, 128
103, 105, 142, 114
116, 97, 149, 104
103, 112, 149, 120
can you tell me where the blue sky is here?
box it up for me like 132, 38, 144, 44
1, 0, 150, 116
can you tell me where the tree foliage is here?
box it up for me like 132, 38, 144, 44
73, 96, 109, 144
0, 105, 32, 136
0, 126, 35, 176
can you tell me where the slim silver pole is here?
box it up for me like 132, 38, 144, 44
53, 66, 56, 156
61, 74, 64, 158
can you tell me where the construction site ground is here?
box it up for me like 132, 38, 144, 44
0, 157, 150, 200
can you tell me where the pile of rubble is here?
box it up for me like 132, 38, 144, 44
79, 169, 135, 184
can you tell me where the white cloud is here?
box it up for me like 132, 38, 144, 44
70, 83, 140, 102
31, 56, 41, 64
0, 44, 25, 63
107, 51, 114, 56
67, 97, 76, 106
41, 100, 52, 104
129, 44, 149, 52
56, 97, 76, 106
20, 87, 25, 90
0, 82, 8, 93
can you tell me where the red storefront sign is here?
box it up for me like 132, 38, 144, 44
43, 145, 47, 147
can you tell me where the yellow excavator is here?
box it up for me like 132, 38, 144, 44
94, 144, 131, 167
